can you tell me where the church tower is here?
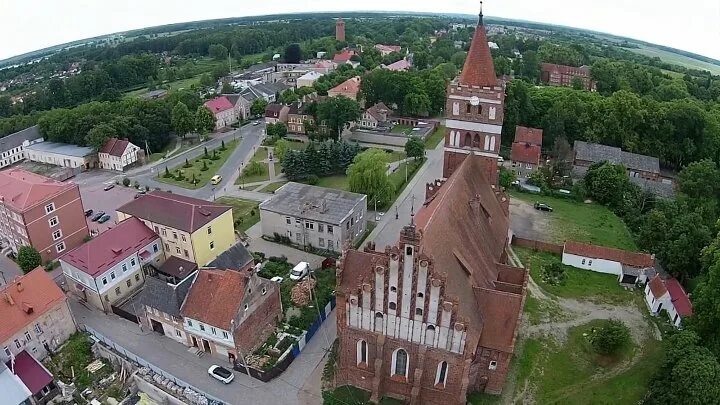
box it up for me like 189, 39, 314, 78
336, 18, 346, 42
443, 2, 504, 184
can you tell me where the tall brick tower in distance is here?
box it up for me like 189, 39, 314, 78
336, 18, 346, 42
443, 2, 504, 185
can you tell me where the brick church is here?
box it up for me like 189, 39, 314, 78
334, 6, 528, 404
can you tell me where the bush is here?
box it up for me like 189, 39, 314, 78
17, 246, 42, 273
200, 161, 209, 171
307, 174, 319, 185
590, 319, 631, 355
243, 160, 265, 177
183, 158, 192, 168
133, 180, 140, 189
163, 167, 173, 178
541, 262, 566, 285
122, 177, 131, 187
211, 150, 221, 160
220, 140, 227, 151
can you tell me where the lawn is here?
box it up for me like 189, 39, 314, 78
238, 164, 270, 184
323, 386, 404, 405
252, 146, 269, 162
630, 45, 720, 75
215, 197, 260, 233
314, 175, 350, 191
391, 124, 413, 134
156, 140, 238, 189
389, 158, 424, 191
425, 125, 446, 149
513, 247, 636, 304
381, 150, 407, 164
260, 181, 288, 193
510, 190, 637, 251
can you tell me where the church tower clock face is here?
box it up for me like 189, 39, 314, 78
470, 96, 480, 106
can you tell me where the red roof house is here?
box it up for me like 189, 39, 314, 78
514, 126, 543, 146
332, 49, 357, 63
204, 96, 234, 113
6, 350, 55, 399
510, 142, 541, 165
328, 76, 361, 101
563, 241, 655, 268
99, 138, 130, 157
644, 275, 692, 327
665, 278, 693, 316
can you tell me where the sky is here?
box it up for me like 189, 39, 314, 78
1, 0, 719, 61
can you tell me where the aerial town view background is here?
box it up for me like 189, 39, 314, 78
0, 1, 719, 404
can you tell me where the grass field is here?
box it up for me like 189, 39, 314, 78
391, 124, 413, 134
513, 247, 636, 304
630, 45, 720, 75
510, 191, 637, 251
425, 125, 446, 149
215, 197, 260, 233
313, 175, 350, 191
260, 181, 288, 193
156, 140, 238, 189
323, 386, 404, 405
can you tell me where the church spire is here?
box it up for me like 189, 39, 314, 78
479, 1, 484, 25
458, 1, 497, 87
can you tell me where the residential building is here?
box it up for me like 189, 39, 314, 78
265, 104, 290, 124
0, 126, 43, 169
375, 44, 402, 56
296, 71, 324, 88
98, 138, 142, 172
443, 10, 504, 184
287, 103, 315, 134
224, 94, 251, 121
4, 350, 59, 405
562, 241, 655, 284
180, 268, 282, 363
383, 59, 412, 72
0, 361, 32, 405
358, 102, 393, 129
312, 60, 337, 74
206, 242, 254, 270
240, 82, 290, 105
0, 168, 89, 262
645, 276, 693, 327
541, 63, 596, 91
116, 191, 235, 266
23, 142, 97, 171
333, 50, 357, 64
328, 76, 362, 101
0, 268, 76, 364
336, 155, 527, 402
140, 265, 196, 345
572, 140, 660, 181
204, 96, 238, 130
336, 18, 346, 42
259, 182, 367, 252
510, 126, 543, 178
60, 217, 163, 311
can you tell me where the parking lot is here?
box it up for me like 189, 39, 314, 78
74, 172, 138, 235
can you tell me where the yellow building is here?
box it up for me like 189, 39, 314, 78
116, 191, 235, 266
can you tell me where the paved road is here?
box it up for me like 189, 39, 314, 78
0, 254, 22, 287
70, 298, 335, 405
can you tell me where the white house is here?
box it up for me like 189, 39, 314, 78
562, 241, 655, 284
296, 71, 324, 88
0, 125, 44, 169
644, 276, 693, 327
98, 138, 142, 172
60, 217, 164, 312
204, 96, 239, 130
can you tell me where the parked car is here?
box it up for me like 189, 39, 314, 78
253, 121, 261, 126
84, 209, 94, 217
97, 214, 111, 223
211, 175, 222, 185
208, 365, 234, 384
534, 202, 553, 212
289, 261, 310, 281
270, 276, 284, 283
91, 211, 106, 222
103, 184, 115, 191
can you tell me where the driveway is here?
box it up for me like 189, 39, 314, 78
245, 224, 324, 269
70, 298, 335, 405
78, 181, 138, 235
509, 197, 552, 242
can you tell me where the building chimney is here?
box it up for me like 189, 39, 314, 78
4, 292, 14, 306
16, 281, 23, 292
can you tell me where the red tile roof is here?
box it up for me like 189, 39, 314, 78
181, 269, 248, 330
541, 63, 591, 77
514, 126, 543, 146
564, 241, 655, 268
204, 97, 234, 114
332, 50, 356, 63
0, 168, 75, 212
6, 350, 53, 395
648, 275, 667, 299
510, 142, 541, 165
117, 191, 231, 233
458, 22, 497, 87
99, 138, 130, 157
60, 217, 158, 277
665, 278, 693, 316
328, 77, 361, 98
0, 268, 67, 343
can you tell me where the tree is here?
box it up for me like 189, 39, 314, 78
571, 76, 584, 90
251, 98, 268, 116
267, 122, 287, 139
590, 319, 630, 355
171, 102, 194, 138
317, 96, 361, 139
221, 82, 234, 94
584, 162, 631, 207
208, 44, 229, 61
405, 136, 424, 160
403, 93, 431, 116
274, 139, 290, 162
284, 43, 302, 64
279, 89, 299, 105
199, 73, 215, 88
17, 246, 42, 274
85, 123, 115, 150
499, 166, 517, 189
690, 229, 720, 356
194, 106, 215, 134
678, 159, 720, 200
347, 149, 395, 208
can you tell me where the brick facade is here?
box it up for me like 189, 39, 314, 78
233, 285, 282, 354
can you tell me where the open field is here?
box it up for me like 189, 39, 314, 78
156, 140, 238, 189
630, 45, 720, 75
509, 191, 637, 251
215, 197, 260, 233
425, 125, 446, 149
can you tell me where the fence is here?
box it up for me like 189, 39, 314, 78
110, 305, 139, 324
234, 296, 336, 382
82, 325, 226, 405
511, 236, 564, 254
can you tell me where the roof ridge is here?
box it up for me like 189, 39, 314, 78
423, 158, 466, 230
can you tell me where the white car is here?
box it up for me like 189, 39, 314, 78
271, 276, 284, 283
289, 262, 310, 281
208, 365, 234, 384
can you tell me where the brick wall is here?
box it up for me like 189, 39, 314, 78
234, 285, 282, 354
511, 236, 563, 254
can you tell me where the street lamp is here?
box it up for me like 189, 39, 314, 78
212, 187, 216, 201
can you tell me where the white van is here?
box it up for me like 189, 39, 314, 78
290, 262, 310, 281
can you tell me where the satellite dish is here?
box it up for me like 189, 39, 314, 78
470, 96, 480, 106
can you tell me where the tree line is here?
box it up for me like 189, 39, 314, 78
282, 140, 362, 182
